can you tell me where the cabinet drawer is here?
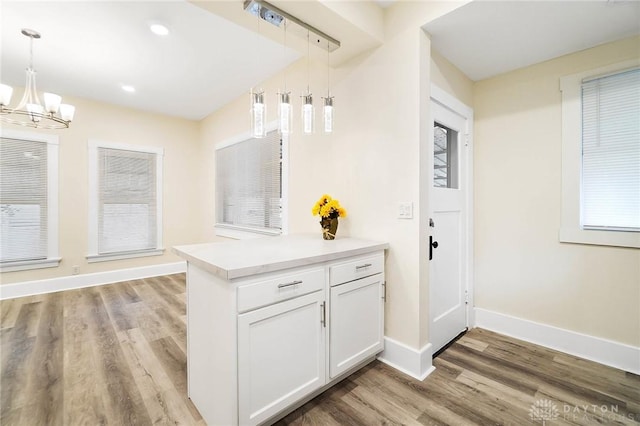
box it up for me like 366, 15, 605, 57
237, 268, 325, 313
329, 253, 384, 287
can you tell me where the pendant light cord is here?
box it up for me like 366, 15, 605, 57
326, 41, 330, 97
282, 19, 287, 92
306, 29, 310, 94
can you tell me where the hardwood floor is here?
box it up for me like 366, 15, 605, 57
1, 275, 639, 425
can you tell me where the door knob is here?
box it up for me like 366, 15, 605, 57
432, 241, 439, 249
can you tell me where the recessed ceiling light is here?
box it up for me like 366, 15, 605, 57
149, 23, 170, 36
121, 85, 136, 93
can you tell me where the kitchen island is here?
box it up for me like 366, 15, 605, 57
173, 234, 388, 426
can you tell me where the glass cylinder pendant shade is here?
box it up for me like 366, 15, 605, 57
301, 93, 314, 134
278, 92, 292, 135
250, 90, 266, 138
323, 97, 334, 133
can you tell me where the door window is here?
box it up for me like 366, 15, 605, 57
434, 122, 459, 189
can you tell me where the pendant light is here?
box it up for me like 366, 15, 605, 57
277, 19, 291, 135
243, 0, 341, 137
301, 29, 314, 135
322, 41, 334, 134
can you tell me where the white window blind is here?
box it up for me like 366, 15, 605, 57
581, 68, 640, 231
216, 130, 282, 234
0, 137, 48, 262
98, 147, 158, 254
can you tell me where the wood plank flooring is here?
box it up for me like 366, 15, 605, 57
1, 274, 639, 425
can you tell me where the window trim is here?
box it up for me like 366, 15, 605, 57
559, 60, 640, 248
0, 129, 60, 272
214, 121, 289, 239
87, 140, 164, 262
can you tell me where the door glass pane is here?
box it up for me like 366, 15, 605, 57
434, 122, 459, 189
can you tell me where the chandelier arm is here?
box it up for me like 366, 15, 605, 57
0, 109, 69, 129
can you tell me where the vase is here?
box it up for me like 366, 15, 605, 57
320, 217, 339, 240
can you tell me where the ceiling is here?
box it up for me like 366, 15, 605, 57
424, 0, 640, 81
1, 1, 638, 121
0, 1, 300, 120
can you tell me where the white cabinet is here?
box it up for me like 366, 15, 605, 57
238, 291, 326, 425
175, 237, 388, 426
329, 273, 384, 378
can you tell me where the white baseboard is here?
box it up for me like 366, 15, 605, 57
0, 261, 187, 300
475, 307, 640, 375
377, 336, 435, 381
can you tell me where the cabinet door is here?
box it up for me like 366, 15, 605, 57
238, 291, 326, 426
330, 273, 384, 379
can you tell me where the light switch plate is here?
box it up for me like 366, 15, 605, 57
398, 202, 413, 219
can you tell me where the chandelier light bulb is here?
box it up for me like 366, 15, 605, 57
0, 84, 13, 106
26, 103, 43, 122
44, 92, 61, 113
59, 104, 75, 122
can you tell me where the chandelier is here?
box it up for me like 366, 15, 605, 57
0, 29, 75, 130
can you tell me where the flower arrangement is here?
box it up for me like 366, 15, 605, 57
312, 194, 347, 219
312, 194, 346, 240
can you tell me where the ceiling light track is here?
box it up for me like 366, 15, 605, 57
243, 0, 340, 52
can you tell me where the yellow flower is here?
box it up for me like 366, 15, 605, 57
312, 194, 346, 219
319, 204, 332, 218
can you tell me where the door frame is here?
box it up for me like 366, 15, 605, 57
427, 84, 475, 332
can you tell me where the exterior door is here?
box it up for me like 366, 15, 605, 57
429, 97, 469, 354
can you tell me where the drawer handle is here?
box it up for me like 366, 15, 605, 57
277, 280, 303, 289
355, 263, 372, 270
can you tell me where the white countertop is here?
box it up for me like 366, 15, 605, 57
173, 234, 389, 280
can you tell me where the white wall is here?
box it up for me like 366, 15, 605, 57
473, 35, 640, 347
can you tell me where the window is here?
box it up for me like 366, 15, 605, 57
560, 61, 640, 248
215, 127, 287, 238
433, 122, 459, 189
88, 141, 163, 262
0, 129, 60, 272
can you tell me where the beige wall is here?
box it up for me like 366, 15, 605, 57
473, 36, 640, 346
199, 26, 432, 349
1, 95, 203, 285
431, 48, 474, 107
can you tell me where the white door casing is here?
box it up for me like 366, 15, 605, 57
429, 86, 473, 354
